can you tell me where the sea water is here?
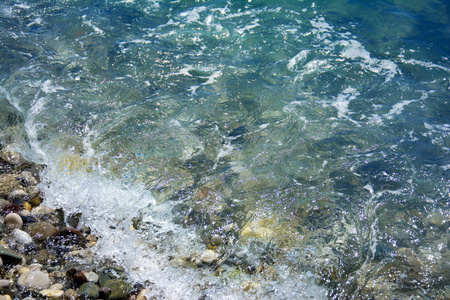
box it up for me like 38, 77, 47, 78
0, 0, 449, 298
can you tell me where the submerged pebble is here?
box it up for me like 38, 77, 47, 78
79, 282, 99, 299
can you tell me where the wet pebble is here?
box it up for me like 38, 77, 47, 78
197, 249, 220, 265
4, 213, 23, 229
7, 189, 28, 204
102, 279, 129, 299
2, 204, 22, 215
17, 270, 50, 289
0, 279, 10, 288
12, 229, 33, 245
63, 288, 78, 300
79, 282, 99, 299
84, 271, 99, 283
40, 288, 64, 298
25, 221, 57, 241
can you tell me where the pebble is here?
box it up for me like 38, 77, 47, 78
0, 279, 10, 288
17, 270, 50, 289
197, 249, 220, 265
85, 271, 99, 283
136, 289, 151, 300
40, 288, 64, 298
4, 212, 23, 229
79, 282, 99, 299
64, 289, 78, 300
12, 229, 33, 245
103, 279, 130, 300
25, 221, 57, 241
7, 189, 28, 204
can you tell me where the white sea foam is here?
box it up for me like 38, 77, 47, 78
339, 40, 399, 82
287, 50, 310, 71
38, 164, 327, 299
332, 86, 360, 119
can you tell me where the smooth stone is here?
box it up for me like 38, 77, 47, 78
4, 213, 23, 229
0, 245, 23, 263
64, 289, 78, 300
136, 289, 151, 300
197, 249, 220, 265
17, 270, 50, 289
0, 295, 11, 300
84, 271, 99, 283
0, 279, 10, 288
25, 221, 57, 241
99, 266, 125, 287
12, 229, 33, 245
49, 283, 64, 290
40, 289, 64, 298
78, 282, 99, 299
103, 279, 130, 299
98, 287, 111, 299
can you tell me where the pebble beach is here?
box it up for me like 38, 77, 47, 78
0, 144, 141, 300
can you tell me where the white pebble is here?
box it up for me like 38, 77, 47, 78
18, 270, 50, 290
12, 229, 33, 245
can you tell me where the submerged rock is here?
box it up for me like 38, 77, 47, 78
79, 282, 99, 299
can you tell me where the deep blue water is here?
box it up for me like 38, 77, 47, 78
1, 0, 449, 299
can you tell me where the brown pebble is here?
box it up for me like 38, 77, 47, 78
99, 287, 112, 299
2, 203, 22, 214
64, 288, 78, 300
73, 271, 88, 285
25, 221, 57, 241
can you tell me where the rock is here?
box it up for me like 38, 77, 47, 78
0, 147, 25, 165
136, 289, 151, 300
50, 283, 64, 290
40, 288, 64, 298
25, 221, 57, 241
0, 279, 10, 288
0, 244, 23, 263
12, 229, 33, 245
197, 249, 220, 265
17, 270, 50, 289
0, 295, 12, 300
99, 266, 126, 286
2, 203, 22, 214
0, 174, 18, 198
64, 288, 78, 300
85, 271, 99, 283
102, 279, 130, 299
4, 213, 23, 229
425, 212, 448, 227
7, 189, 28, 204
98, 287, 112, 299
78, 282, 99, 299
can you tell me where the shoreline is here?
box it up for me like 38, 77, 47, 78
0, 144, 141, 299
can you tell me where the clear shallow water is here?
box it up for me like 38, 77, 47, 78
0, 0, 449, 298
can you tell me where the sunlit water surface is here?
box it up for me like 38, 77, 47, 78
1, 0, 449, 298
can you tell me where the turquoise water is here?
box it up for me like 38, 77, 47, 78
1, 0, 449, 298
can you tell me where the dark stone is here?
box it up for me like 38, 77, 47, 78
0, 245, 23, 263
98, 287, 112, 299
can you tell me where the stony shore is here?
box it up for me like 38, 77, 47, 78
0, 144, 146, 300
